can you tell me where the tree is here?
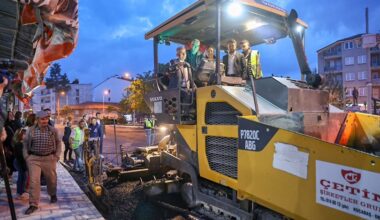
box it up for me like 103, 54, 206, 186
72, 78, 79, 84
320, 72, 346, 109
60, 105, 73, 118
120, 70, 154, 115
45, 63, 71, 114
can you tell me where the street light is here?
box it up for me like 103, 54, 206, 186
103, 89, 109, 115
57, 91, 66, 123
124, 72, 131, 80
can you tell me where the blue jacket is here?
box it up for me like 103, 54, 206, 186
89, 123, 102, 138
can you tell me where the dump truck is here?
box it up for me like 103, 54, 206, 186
140, 0, 380, 219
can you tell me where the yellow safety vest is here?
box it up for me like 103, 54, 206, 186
145, 119, 154, 129
249, 50, 263, 79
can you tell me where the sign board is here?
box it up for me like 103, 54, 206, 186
238, 118, 278, 151
316, 160, 380, 219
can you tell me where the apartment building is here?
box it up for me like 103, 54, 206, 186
317, 33, 380, 111
32, 83, 93, 113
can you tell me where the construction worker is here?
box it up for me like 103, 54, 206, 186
70, 120, 86, 172
144, 116, 153, 146
144, 115, 156, 146
240, 39, 263, 81
150, 115, 156, 145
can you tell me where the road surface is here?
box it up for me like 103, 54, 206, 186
57, 125, 166, 165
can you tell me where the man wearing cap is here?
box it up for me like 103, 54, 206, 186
23, 111, 61, 215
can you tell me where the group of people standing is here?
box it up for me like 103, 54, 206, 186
62, 112, 105, 172
2, 109, 105, 215
165, 38, 263, 92
2, 108, 60, 215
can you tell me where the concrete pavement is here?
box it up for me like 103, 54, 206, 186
0, 162, 103, 220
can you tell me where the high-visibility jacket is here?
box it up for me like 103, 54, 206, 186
144, 119, 154, 129
71, 127, 84, 149
247, 50, 263, 79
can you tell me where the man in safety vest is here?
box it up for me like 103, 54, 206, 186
70, 120, 86, 172
144, 115, 155, 146
240, 39, 263, 81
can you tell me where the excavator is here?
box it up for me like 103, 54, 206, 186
138, 0, 380, 219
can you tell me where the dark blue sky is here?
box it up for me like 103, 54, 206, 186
58, 0, 380, 102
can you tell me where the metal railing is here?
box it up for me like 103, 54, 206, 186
323, 50, 342, 57
371, 62, 380, 68
324, 66, 342, 72
370, 47, 380, 52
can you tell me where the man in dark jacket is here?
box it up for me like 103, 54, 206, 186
223, 39, 244, 78
167, 47, 196, 119
95, 112, 105, 154
43, 108, 55, 127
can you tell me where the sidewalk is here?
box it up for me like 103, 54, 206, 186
0, 162, 104, 220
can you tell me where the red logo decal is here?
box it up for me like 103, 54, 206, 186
341, 170, 361, 184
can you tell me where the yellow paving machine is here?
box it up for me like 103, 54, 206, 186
141, 0, 380, 219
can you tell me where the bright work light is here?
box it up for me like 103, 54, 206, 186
227, 1, 243, 17
296, 25, 303, 33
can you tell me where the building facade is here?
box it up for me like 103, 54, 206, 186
317, 33, 380, 111
63, 102, 120, 122
32, 83, 93, 113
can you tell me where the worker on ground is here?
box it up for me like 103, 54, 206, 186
186, 39, 203, 73
23, 111, 61, 215
223, 39, 244, 78
70, 120, 86, 172
352, 87, 359, 106
144, 116, 153, 146
240, 39, 263, 90
150, 115, 157, 145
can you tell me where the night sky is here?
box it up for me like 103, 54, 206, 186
57, 0, 380, 102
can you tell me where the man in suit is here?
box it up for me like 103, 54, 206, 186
223, 39, 244, 78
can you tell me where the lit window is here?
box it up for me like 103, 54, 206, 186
358, 71, 367, 80
357, 55, 367, 64
359, 87, 367, 96
345, 57, 354, 65
345, 72, 355, 81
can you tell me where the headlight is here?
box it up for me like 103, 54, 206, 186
159, 126, 168, 133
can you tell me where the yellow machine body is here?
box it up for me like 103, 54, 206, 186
188, 86, 380, 220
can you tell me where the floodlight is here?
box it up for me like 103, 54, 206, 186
296, 25, 303, 33
227, 2, 242, 17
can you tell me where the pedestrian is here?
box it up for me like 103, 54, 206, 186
22, 111, 30, 127
89, 117, 102, 154
25, 113, 36, 128
352, 87, 359, 106
82, 114, 89, 128
43, 108, 55, 127
23, 110, 61, 215
70, 120, 85, 172
62, 121, 73, 163
4, 111, 17, 179
13, 128, 28, 200
14, 111, 23, 131
95, 112, 105, 154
